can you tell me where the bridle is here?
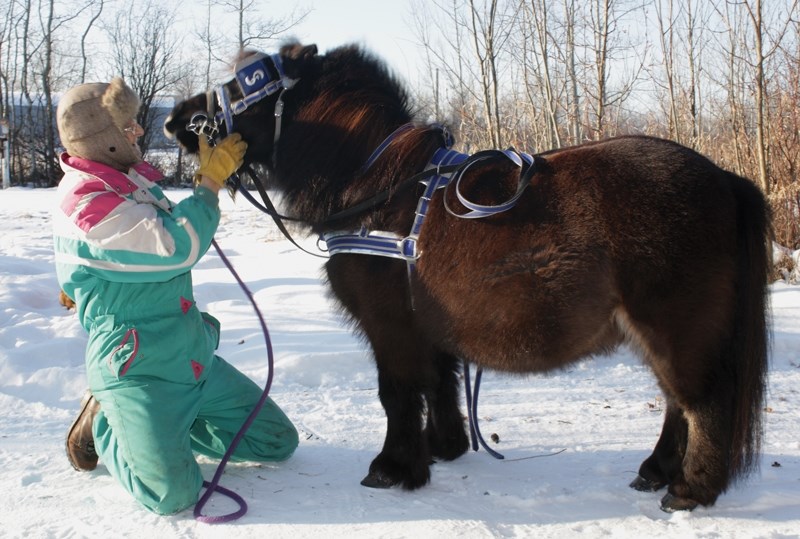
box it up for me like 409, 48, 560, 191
187, 51, 298, 168
186, 51, 322, 256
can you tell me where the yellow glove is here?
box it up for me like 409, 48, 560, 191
194, 133, 247, 186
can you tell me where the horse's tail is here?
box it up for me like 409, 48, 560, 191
728, 173, 772, 481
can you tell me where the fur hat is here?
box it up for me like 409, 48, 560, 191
57, 78, 142, 171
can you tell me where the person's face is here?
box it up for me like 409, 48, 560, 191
122, 119, 143, 145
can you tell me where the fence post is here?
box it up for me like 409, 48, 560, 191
1, 119, 10, 189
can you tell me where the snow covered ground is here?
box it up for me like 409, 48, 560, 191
1, 186, 798, 538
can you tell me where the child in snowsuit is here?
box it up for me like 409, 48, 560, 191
53, 78, 298, 515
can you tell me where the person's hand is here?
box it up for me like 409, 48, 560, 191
194, 133, 247, 186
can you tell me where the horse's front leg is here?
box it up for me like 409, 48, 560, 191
327, 257, 430, 489
425, 351, 469, 461
361, 357, 431, 490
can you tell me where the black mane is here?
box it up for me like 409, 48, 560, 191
270, 44, 439, 230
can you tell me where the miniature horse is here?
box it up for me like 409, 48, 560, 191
165, 42, 771, 512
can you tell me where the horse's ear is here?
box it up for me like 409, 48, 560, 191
281, 43, 318, 79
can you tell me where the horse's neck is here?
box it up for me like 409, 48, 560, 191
280, 122, 440, 229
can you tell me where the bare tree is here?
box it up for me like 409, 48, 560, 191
769, 18, 800, 248
0, 0, 14, 188
411, 0, 479, 146
712, 0, 799, 195
40, 0, 58, 185
220, 0, 310, 53
473, 0, 519, 148
650, 0, 705, 148
684, 0, 702, 148
38, 1, 91, 184
746, 0, 770, 193
741, 0, 800, 195
563, 0, 582, 145
0, 0, 26, 185
79, 0, 104, 83
520, 0, 562, 148
654, 0, 681, 141
0, 0, 15, 126
589, 0, 611, 138
467, 0, 504, 148
18, 0, 36, 182
584, 0, 647, 139
195, 0, 225, 87
105, 0, 188, 156
0, 2, 10, 117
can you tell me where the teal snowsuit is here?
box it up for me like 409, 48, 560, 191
53, 154, 298, 515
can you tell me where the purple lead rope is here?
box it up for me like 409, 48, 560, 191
463, 361, 504, 460
196, 235, 501, 523
193, 238, 275, 523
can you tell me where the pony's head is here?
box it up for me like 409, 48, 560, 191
166, 41, 420, 225
164, 42, 319, 165
165, 41, 413, 177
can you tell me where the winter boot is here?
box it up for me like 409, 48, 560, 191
66, 390, 100, 471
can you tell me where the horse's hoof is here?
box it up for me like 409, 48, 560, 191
660, 493, 699, 512
360, 471, 397, 489
630, 475, 666, 492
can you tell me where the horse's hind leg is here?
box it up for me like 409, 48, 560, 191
635, 342, 737, 511
659, 391, 734, 511
425, 351, 469, 461
631, 400, 687, 493
622, 295, 740, 511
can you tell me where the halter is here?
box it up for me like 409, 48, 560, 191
187, 51, 298, 164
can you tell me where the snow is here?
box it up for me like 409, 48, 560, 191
1, 186, 798, 538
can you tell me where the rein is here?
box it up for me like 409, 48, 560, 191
236, 166, 326, 259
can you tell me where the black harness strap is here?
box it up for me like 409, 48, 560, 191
320, 164, 462, 224
233, 162, 464, 228
236, 167, 327, 258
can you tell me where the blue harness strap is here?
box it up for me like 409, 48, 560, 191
322, 148, 464, 272
324, 227, 420, 261
322, 146, 535, 270
358, 123, 416, 174
445, 149, 533, 218
209, 53, 298, 136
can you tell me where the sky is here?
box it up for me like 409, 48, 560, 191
275, 0, 425, 85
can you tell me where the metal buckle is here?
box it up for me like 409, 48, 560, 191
187, 113, 219, 143
401, 236, 419, 260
